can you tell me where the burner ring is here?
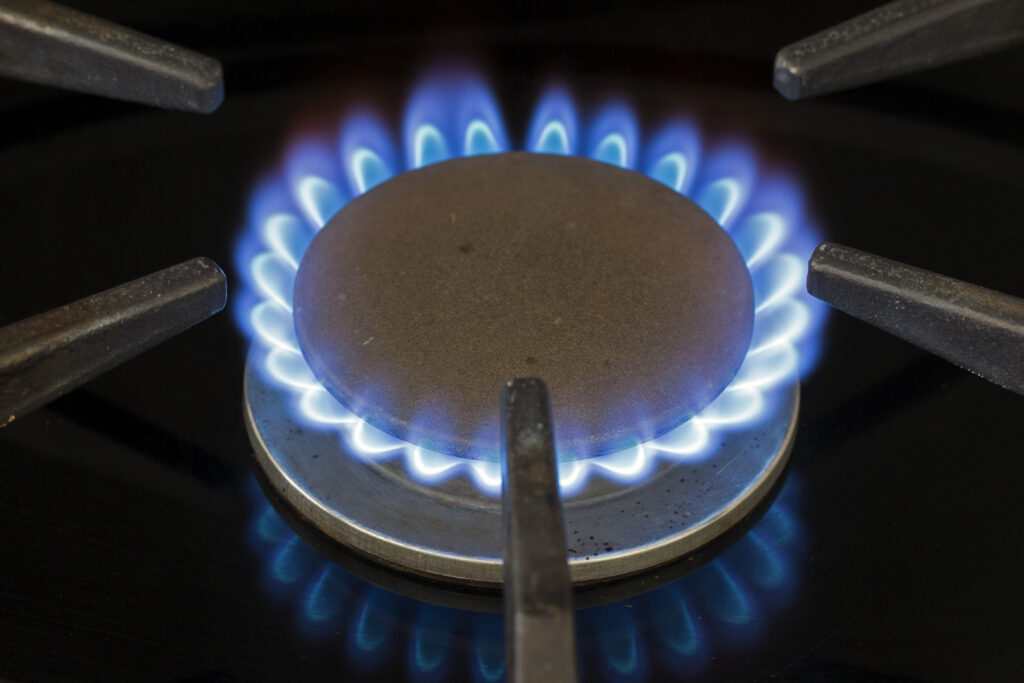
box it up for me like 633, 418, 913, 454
244, 350, 798, 586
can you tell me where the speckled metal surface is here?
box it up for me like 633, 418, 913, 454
294, 153, 754, 458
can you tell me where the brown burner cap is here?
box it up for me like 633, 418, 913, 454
294, 153, 753, 458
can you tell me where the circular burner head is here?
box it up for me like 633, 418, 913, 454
294, 152, 754, 458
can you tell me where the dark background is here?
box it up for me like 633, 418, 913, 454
0, 1, 1022, 680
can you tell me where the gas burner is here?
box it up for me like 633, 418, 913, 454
3, 0, 1024, 679
238, 71, 822, 586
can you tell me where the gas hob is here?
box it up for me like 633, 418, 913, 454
1, 1, 1023, 681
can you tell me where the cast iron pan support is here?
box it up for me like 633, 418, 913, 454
808, 242, 1024, 395
0, 257, 227, 425
0, 0, 223, 112
502, 378, 578, 682
773, 0, 1024, 100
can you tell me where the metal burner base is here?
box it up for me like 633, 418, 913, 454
244, 351, 799, 586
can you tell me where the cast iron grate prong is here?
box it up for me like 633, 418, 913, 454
807, 242, 1024, 395
774, 0, 1024, 100
0, 0, 224, 113
502, 378, 577, 683
0, 257, 227, 425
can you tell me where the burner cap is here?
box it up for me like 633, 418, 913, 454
294, 152, 754, 457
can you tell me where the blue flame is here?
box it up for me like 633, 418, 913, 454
235, 68, 825, 497
647, 586, 704, 658
411, 604, 454, 679
353, 588, 397, 653
283, 136, 347, 229
591, 604, 645, 679
304, 565, 350, 625
246, 473, 805, 679
528, 86, 578, 154
269, 535, 319, 587
341, 111, 398, 194
644, 118, 701, 194
588, 101, 639, 169
473, 616, 505, 682
404, 68, 508, 168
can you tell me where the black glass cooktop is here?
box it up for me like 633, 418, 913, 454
1, 2, 1022, 680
